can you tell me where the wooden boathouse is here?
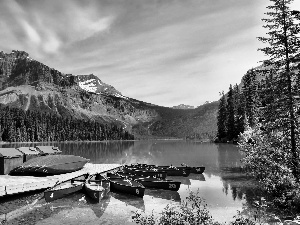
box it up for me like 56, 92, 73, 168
36, 146, 62, 155
16, 147, 41, 162
0, 148, 24, 175
0, 163, 122, 197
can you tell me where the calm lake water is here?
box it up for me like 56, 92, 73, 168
0, 140, 268, 224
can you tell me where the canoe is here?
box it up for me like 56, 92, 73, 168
44, 179, 84, 202
122, 167, 167, 179
107, 172, 130, 179
109, 178, 145, 197
84, 182, 106, 202
10, 155, 89, 176
132, 176, 181, 191
129, 164, 156, 169
109, 172, 181, 191
84, 175, 108, 202
190, 167, 205, 174
157, 165, 205, 174
152, 167, 190, 177
180, 164, 206, 174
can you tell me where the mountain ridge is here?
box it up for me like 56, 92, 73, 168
0, 50, 218, 140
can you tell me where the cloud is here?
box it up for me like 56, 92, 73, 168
0, 0, 113, 58
0, 0, 272, 107
20, 20, 41, 45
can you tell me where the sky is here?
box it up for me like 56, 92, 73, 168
0, 0, 299, 108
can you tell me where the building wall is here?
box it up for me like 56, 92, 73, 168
24, 154, 40, 162
0, 157, 23, 175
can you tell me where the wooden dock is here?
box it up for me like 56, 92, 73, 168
0, 163, 122, 197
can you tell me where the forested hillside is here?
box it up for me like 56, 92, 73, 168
216, 52, 300, 143
0, 105, 134, 142
148, 101, 218, 140
0, 50, 219, 142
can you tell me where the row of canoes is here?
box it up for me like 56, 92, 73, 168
43, 163, 206, 202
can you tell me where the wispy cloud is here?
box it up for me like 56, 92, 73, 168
1, 0, 297, 107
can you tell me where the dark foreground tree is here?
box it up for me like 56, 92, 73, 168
239, 0, 300, 203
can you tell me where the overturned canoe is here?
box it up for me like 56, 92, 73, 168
10, 155, 89, 176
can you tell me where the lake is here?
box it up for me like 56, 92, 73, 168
0, 140, 268, 224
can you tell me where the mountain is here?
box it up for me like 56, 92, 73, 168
0, 50, 218, 140
172, 104, 194, 110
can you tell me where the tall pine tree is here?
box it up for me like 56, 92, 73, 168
217, 92, 227, 141
226, 85, 235, 141
239, 0, 300, 202
257, 0, 300, 179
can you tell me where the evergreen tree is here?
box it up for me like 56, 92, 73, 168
239, 0, 300, 204
257, 0, 300, 179
226, 85, 235, 141
217, 92, 227, 141
233, 84, 244, 138
242, 69, 258, 127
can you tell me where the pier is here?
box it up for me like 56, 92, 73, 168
0, 163, 122, 197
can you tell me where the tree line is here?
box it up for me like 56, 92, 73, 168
0, 105, 134, 142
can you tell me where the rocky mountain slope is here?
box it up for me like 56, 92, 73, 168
172, 104, 195, 110
0, 50, 218, 139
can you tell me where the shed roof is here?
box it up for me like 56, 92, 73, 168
36, 146, 62, 154
0, 148, 23, 158
17, 147, 40, 155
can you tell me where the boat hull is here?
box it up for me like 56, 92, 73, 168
155, 168, 190, 177
84, 183, 105, 202
128, 165, 191, 177
157, 165, 205, 175
190, 167, 205, 174
10, 155, 89, 175
133, 177, 181, 191
122, 168, 167, 179
44, 181, 84, 202
109, 178, 145, 197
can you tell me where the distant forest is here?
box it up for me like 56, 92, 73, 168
0, 105, 134, 142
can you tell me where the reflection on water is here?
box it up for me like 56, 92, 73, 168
1, 140, 264, 224
112, 192, 145, 211
179, 177, 191, 185
145, 189, 181, 202
190, 174, 206, 181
